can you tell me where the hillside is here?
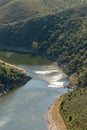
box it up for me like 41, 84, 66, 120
60, 88, 87, 130
0, 0, 86, 26
0, 3, 87, 87
0, 60, 31, 94
0, 1, 87, 129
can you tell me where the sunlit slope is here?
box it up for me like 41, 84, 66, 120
60, 88, 87, 130
0, 0, 86, 25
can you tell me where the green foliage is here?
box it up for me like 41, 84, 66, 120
0, 61, 26, 89
60, 88, 87, 130
32, 41, 39, 50
0, 0, 86, 26
0, 3, 87, 87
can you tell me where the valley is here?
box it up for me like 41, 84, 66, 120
0, 0, 87, 130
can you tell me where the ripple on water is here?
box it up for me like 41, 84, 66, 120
0, 116, 10, 127
34, 67, 67, 88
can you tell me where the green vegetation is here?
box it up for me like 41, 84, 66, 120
0, 3, 87, 87
0, 60, 30, 92
0, 0, 86, 26
0, 0, 87, 128
60, 88, 87, 130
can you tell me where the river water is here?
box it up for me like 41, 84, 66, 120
0, 51, 69, 130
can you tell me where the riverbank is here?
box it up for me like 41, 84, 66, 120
0, 49, 79, 89
0, 60, 26, 73
0, 76, 32, 95
45, 96, 66, 130
0, 48, 57, 62
0, 59, 32, 95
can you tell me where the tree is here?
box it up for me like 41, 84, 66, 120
32, 41, 39, 50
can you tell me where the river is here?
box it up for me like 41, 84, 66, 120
0, 51, 69, 130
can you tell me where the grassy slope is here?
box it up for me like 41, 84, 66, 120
60, 88, 87, 130
0, 0, 86, 25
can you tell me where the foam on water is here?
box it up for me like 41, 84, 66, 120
0, 116, 10, 127
48, 82, 65, 88
35, 70, 58, 74
34, 63, 67, 88
0, 52, 69, 130
47, 74, 65, 88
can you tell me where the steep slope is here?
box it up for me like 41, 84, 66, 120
0, 0, 86, 25
60, 87, 87, 130
0, 3, 87, 87
0, 2, 87, 87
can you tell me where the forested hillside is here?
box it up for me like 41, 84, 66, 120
60, 87, 87, 130
0, 3, 87, 87
0, 0, 87, 129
